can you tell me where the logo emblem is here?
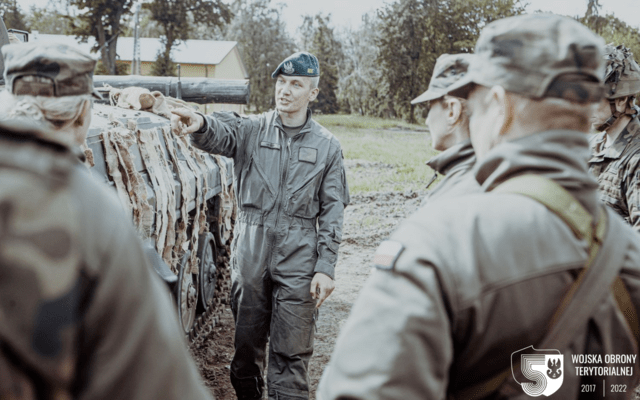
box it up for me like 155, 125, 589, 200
512, 346, 564, 397
283, 61, 294, 74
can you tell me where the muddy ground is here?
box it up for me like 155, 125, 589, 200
191, 159, 640, 400
192, 160, 428, 400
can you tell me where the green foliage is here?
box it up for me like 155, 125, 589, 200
375, 0, 525, 123
67, 0, 134, 75
95, 60, 129, 75
579, 2, 640, 60
298, 14, 343, 114
24, 5, 71, 35
145, 0, 231, 77
1, 0, 27, 31
338, 14, 387, 117
225, 0, 295, 112
122, 8, 163, 38
151, 49, 176, 77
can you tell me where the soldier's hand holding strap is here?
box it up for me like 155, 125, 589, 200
311, 272, 335, 308
170, 107, 205, 135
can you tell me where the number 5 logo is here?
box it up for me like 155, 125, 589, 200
511, 346, 564, 397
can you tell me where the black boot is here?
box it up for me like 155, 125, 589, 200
230, 373, 263, 400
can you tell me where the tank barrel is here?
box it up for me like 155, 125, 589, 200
93, 75, 250, 105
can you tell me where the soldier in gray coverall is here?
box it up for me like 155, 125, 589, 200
319, 14, 640, 400
171, 52, 349, 400
412, 53, 479, 204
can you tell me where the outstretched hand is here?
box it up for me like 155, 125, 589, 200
170, 107, 205, 135
310, 273, 335, 309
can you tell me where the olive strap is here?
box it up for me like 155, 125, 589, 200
452, 174, 635, 399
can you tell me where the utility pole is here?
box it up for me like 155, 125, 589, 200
132, 2, 141, 75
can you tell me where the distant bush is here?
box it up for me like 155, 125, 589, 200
315, 114, 426, 131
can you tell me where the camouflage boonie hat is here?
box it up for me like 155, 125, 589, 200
447, 14, 606, 104
411, 53, 472, 105
271, 52, 320, 78
603, 45, 640, 99
2, 42, 102, 99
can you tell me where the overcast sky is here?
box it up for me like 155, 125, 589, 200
18, 0, 640, 33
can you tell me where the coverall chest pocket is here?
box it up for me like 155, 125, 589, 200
238, 156, 276, 212
287, 169, 323, 218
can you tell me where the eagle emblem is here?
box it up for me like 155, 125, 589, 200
283, 61, 295, 74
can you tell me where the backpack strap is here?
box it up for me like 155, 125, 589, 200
452, 174, 637, 399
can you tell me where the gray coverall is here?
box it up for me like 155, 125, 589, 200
319, 131, 640, 399
191, 109, 349, 399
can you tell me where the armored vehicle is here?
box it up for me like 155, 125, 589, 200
0, 20, 250, 341
85, 103, 238, 340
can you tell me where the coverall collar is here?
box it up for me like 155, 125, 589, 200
474, 130, 600, 217
590, 116, 640, 162
275, 108, 314, 137
426, 139, 475, 176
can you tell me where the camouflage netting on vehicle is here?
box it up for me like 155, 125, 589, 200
94, 87, 232, 277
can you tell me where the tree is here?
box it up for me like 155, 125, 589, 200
376, 0, 525, 123
298, 14, 343, 114
24, 5, 71, 35
225, 0, 296, 112
338, 13, 386, 116
67, 0, 134, 75
1, 0, 27, 31
145, 0, 231, 77
122, 8, 163, 38
579, 3, 640, 59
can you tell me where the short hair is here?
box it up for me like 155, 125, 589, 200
310, 76, 319, 89
470, 85, 594, 133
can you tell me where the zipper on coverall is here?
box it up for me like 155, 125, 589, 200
269, 136, 292, 275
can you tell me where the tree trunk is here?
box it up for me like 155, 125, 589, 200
96, 24, 113, 75
408, 103, 416, 124
107, 10, 122, 75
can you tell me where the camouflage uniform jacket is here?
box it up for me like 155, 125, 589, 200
0, 121, 213, 400
318, 130, 640, 400
424, 139, 478, 204
589, 116, 640, 231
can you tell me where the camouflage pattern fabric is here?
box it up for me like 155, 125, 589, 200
603, 44, 640, 99
0, 120, 214, 400
589, 116, 640, 231
447, 14, 605, 104
411, 53, 472, 105
318, 130, 640, 400
2, 42, 101, 99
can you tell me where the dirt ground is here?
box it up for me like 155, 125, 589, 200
191, 157, 640, 400
192, 161, 429, 400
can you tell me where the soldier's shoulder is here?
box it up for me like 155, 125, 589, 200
309, 119, 342, 150
387, 192, 585, 304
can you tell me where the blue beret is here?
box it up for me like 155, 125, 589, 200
271, 52, 320, 78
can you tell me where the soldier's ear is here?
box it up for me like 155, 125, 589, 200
488, 85, 513, 137
445, 97, 462, 125
309, 87, 319, 102
615, 96, 630, 113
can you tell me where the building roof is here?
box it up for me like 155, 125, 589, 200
32, 34, 239, 65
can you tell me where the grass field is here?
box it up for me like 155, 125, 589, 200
315, 114, 439, 194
